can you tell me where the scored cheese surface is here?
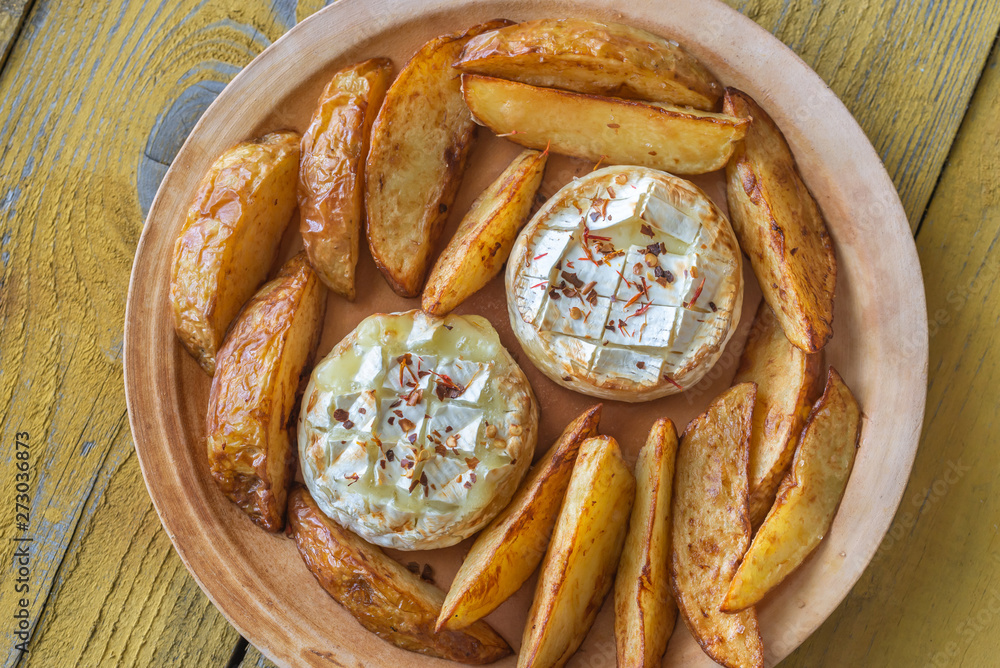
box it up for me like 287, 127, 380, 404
507, 166, 743, 401
298, 310, 537, 550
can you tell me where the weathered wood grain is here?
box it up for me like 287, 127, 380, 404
0, 0, 31, 72
783, 38, 1000, 667
0, 0, 991, 665
240, 643, 277, 668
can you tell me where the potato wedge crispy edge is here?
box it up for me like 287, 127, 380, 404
735, 300, 823, 527
462, 74, 747, 175
299, 58, 393, 300
287, 486, 512, 664
724, 88, 836, 352
171, 131, 300, 375
437, 404, 600, 631
423, 148, 547, 315
722, 368, 862, 612
366, 20, 513, 297
519, 435, 636, 668
456, 18, 721, 110
614, 418, 679, 668
206, 253, 326, 532
670, 382, 763, 668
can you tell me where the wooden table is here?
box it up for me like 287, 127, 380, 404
0, 1, 997, 666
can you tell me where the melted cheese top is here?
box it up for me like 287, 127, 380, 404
298, 310, 534, 550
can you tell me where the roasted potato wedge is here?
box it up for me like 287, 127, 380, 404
724, 88, 836, 352
722, 368, 861, 612
437, 404, 601, 631
287, 486, 512, 663
206, 253, 326, 531
366, 20, 513, 297
614, 418, 679, 668
422, 148, 547, 315
736, 300, 823, 527
463, 75, 746, 175
456, 18, 721, 110
671, 382, 762, 668
519, 435, 636, 668
299, 58, 393, 300
170, 131, 300, 375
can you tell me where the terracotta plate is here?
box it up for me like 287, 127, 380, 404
124, 0, 927, 666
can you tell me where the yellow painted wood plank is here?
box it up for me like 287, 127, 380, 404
727, 0, 1000, 228
240, 643, 279, 668
0, 0, 31, 72
783, 37, 1000, 667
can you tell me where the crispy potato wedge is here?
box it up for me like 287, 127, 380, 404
287, 486, 512, 663
366, 20, 513, 297
170, 131, 300, 375
722, 368, 861, 612
463, 75, 746, 175
299, 58, 393, 300
437, 404, 601, 631
206, 253, 326, 531
735, 300, 823, 527
456, 18, 721, 110
670, 382, 762, 668
422, 148, 547, 315
614, 418, 679, 668
724, 88, 836, 352
519, 435, 636, 668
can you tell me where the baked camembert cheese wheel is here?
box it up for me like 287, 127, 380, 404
507, 166, 743, 401
298, 310, 538, 550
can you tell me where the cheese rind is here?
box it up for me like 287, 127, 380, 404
506, 166, 743, 401
299, 310, 538, 550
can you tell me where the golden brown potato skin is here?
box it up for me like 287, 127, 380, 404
735, 300, 823, 526
724, 88, 836, 352
171, 131, 300, 375
422, 148, 547, 315
437, 404, 601, 631
722, 368, 861, 612
670, 383, 763, 668
462, 74, 747, 175
614, 418, 679, 668
286, 486, 512, 664
299, 58, 393, 300
206, 253, 326, 532
519, 435, 636, 668
366, 20, 513, 297
456, 18, 721, 110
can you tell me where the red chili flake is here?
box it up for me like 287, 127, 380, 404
607, 186, 616, 198
636, 361, 646, 369
562, 271, 584, 288
646, 243, 663, 256
404, 388, 423, 406
345, 473, 360, 485
587, 234, 612, 242
709, 301, 718, 312
690, 277, 706, 305
420, 563, 434, 583
380, 460, 386, 469
445, 425, 453, 433
444, 324, 453, 330
605, 322, 616, 331
399, 418, 415, 432
565, 260, 575, 268
417, 370, 429, 378
640, 224, 655, 237
435, 444, 447, 456
548, 289, 561, 300
562, 375, 573, 381
664, 375, 683, 390
393, 409, 404, 418
465, 456, 479, 469
531, 280, 548, 289
463, 480, 473, 489
388, 416, 395, 425
407, 562, 420, 574
408, 433, 417, 444
664, 270, 675, 283
343, 420, 355, 429
333, 408, 349, 422
386, 449, 395, 461
790, 247, 799, 256
389, 399, 402, 409
470, 472, 477, 483
607, 123, 620, 129
590, 211, 600, 222
409, 477, 421, 493
534, 252, 549, 260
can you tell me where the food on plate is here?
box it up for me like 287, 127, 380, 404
456, 18, 721, 110
438, 404, 601, 631
299, 58, 393, 300
462, 74, 747, 175
723, 368, 861, 612
206, 253, 326, 532
735, 300, 822, 527
423, 148, 548, 316
671, 382, 762, 668
287, 486, 512, 663
614, 418, 679, 668
366, 20, 513, 297
170, 131, 300, 375
298, 309, 537, 550
723, 88, 836, 352
519, 435, 636, 668
506, 165, 743, 401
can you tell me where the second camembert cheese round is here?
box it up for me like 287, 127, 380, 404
506, 166, 743, 401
